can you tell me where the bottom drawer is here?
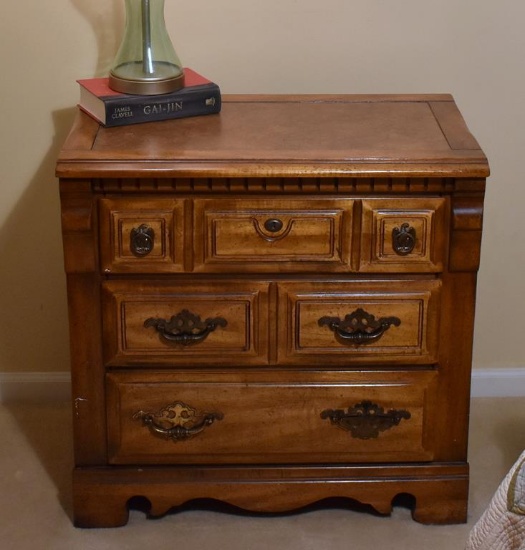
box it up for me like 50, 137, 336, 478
107, 370, 437, 465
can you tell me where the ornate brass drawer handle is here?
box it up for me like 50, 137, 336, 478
321, 400, 411, 440
134, 401, 223, 442
318, 308, 401, 346
392, 223, 416, 255
144, 309, 227, 346
130, 224, 155, 256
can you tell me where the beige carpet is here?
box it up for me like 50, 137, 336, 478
1, 397, 524, 550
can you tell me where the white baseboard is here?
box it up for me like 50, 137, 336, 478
470, 368, 525, 398
0, 369, 524, 402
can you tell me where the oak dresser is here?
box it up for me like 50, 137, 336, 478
56, 95, 489, 527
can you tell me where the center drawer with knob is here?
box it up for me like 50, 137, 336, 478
193, 198, 354, 272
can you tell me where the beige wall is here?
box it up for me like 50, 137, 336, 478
0, 0, 523, 374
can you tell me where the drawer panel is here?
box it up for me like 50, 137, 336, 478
102, 281, 269, 366
194, 198, 353, 272
278, 279, 441, 365
360, 198, 447, 272
99, 198, 186, 273
107, 370, 436, 465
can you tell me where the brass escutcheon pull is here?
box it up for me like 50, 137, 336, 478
144, 309, 227, 346
134, 401, 224, 442
318, 308, 401, 346
392, 223, 416, 255
321, 400, 411, 440
130, 224, 155, 256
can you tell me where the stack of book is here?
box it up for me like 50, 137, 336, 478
77, 68, 221, 127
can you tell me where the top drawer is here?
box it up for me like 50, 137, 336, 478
98, 196, 448, 274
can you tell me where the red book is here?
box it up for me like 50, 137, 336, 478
77, 68, 221, 127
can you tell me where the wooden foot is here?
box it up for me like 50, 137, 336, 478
411, 487, 468, 524
73, 473, 130, 528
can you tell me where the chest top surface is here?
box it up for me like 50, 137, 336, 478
56, 94, 489, 180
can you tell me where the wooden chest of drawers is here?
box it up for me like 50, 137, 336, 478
56, 95, 489, 527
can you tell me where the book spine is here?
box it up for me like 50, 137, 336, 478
103, 86, 221, 127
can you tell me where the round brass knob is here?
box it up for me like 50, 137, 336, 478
264, 218, 283, 233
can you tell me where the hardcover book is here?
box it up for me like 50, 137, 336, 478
77, 68, 221, 127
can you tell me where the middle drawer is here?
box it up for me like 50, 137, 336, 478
103, 278, 440, 367
102, 280, 270, 367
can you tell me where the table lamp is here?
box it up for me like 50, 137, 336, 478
109, 0, 185, 95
